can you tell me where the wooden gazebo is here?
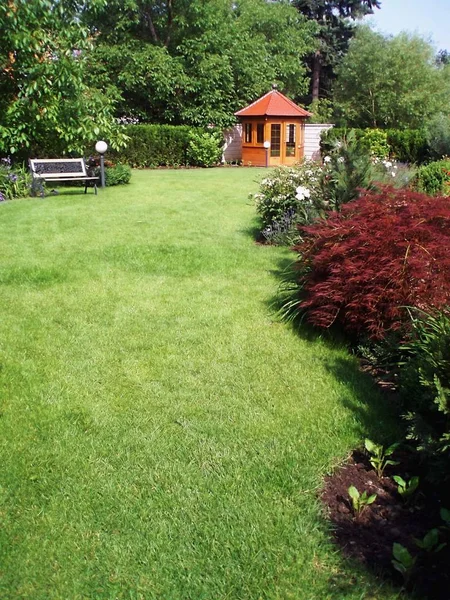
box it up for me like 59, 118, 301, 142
235, 87, 312, 167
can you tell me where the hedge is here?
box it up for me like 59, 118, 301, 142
320, 128, 430, 165
109, 124, 205, 168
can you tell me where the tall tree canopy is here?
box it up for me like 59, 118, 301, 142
292, 0, 380, 102
333, 27, 450, 129
83, 0, 316, 127
0, 0, 126, 157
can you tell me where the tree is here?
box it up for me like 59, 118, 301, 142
291, 0, 380, 102
83, 0, 316, 127
0, 0, 126, 157
333, 27, 450, 129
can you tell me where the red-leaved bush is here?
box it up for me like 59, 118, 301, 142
293, 186, 450, 339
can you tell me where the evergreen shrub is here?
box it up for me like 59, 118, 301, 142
110, 124, 204, 167
414, 159, 450, 196
289, 187, 450, 340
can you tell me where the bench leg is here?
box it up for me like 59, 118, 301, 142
94, 184, 98, 196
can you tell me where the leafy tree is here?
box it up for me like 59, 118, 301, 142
333, 27, 450, 129
291, 0, 380, 101
0, 0, 126, 157
83, 0, 316, 127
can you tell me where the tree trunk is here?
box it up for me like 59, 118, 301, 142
312, 50, 321, 101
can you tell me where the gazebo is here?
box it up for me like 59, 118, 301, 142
235, 87, 312, 167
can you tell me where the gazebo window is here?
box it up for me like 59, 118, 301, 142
244, 123, 253, 144
286, 124, 296, 157
270, 124, 281, 157
256, 123, 264, 144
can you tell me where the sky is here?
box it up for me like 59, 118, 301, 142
364, 0, 450, 51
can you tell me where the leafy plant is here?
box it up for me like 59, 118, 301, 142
186, 130, 223, 168
0, 158, 32, 200
441, 507, 450, 528
414, 159, 450, 196
348, 485, 377, 516
362, 128, 389, 160
414, 528, 446, 553
252, 162, 325, 243
288, 187, 450, 340
392, 543, 416, 583
365, 439, 399, 478
392, 475, 419, 502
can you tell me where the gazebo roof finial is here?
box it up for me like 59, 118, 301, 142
272, 83, 278, 90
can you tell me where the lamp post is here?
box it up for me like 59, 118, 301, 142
95, 140, 108, 188
263, 140, 270, 168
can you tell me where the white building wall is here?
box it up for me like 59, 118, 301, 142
304, 123, 334, 160
223, 125, 242, 163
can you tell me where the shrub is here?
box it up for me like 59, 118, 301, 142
288, 187, 450, 340
251, 162, 325, 243
414, 159, 450, 196
109, 124, 202, 167
361, 128, 389, 160
322, 131, 374, 210
398, 308, 450, 481
186, 130, 223, 167
0, 158, 32, 200
104, 163, 132, 186
385, 129, 430, 165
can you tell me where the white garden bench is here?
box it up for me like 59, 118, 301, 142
29, 158, 99, 196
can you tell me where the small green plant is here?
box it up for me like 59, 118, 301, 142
440, 507, 450, 528
348, 485, 377, 516
392, 543, 416, 584
414, 528, 446, 553
392, 475, 419, 502
186, 130, 223, 167
365, 439, 399, 478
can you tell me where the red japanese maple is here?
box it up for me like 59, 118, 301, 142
293, 187, 450, 339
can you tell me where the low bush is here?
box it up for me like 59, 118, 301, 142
414, 159, 450, 196
186, 130, 223, 168
361, 128, 389, 159
86, 157, 132, 186
251, 162, 325, 243
398, 308, 450, 481
0, 158, 32, 200
287, 187, 450, 340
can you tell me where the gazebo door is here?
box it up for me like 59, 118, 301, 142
283, 123, 299, 166
269, 123, 282, 166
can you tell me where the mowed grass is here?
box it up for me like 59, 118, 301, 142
0, 169, 400, 599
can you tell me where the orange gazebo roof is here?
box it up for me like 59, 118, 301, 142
235, 89, 312, 118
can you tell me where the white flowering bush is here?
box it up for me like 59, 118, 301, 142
251, 161, 325, 242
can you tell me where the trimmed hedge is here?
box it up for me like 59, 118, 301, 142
320, 128, 430, 165
110, 124, 215, 168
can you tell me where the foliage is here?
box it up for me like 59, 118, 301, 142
186, 131, 223, 168
414, 159, 450, 196
306, 99, 334, 124
289, 187, 450, 339
348, 485, 377, 516
361, 129, 389, 159
251, 162, 325, 241
0, 158, 32, 201
292, 0, 380, 102
426, 113, 450, 159
83, 0, 316, 128
321, 128, 430, 165
414, 528, 446, 553
398, 309, 450, 481
321, 130, 374, 210
392, 475, 420, 502
104, 164, 132, 186
0, 0, 126, 158
333, 27, 450, 130
392, 543, 416, 583
109, 124, 202, 168
364, 439, 399, 478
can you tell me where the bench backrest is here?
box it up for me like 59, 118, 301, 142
29, 158, 88, 179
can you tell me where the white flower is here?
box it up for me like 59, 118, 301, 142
324, 156, 331, 163
295, 185, 311, 201
383, 160, 392, 168
391, 171, 396, 177
338, 157, 345, 163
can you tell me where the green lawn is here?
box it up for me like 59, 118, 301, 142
0, 168, 400, 599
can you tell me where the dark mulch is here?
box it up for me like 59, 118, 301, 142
321, 450, 450, 598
